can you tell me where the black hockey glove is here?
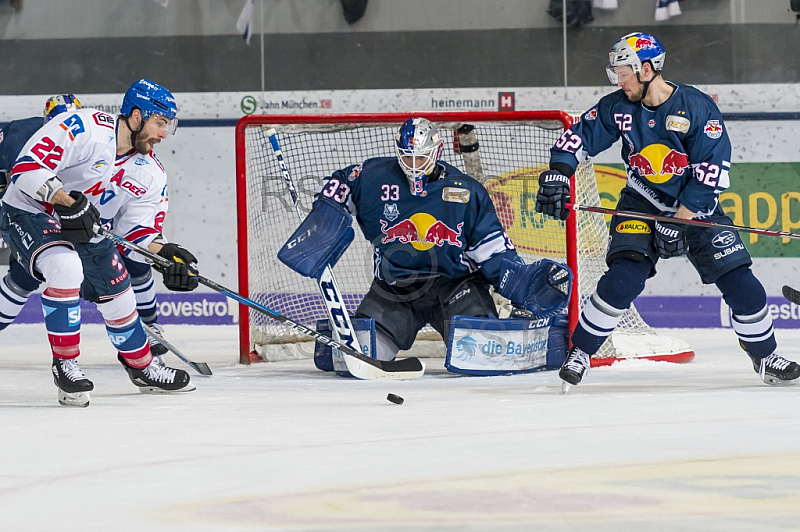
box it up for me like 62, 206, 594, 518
54, 191, 101, 243
155, 243, 199, 292
535, 170, 571, 220
654, 219, 687, 258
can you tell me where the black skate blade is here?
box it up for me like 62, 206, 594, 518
138, 382, 197, 395
58, 390, 90, 407
760, 375, 798, 386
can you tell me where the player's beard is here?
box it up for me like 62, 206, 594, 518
625, 84, 645, 102
134, 133, 158, 155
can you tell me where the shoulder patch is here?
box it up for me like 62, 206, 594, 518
665, 115, 690, 133
704, 120, 723, 139
442, 187, 470, 204
92, 112, 115, 129
584, 108, 598, 121
347, 165, 362, 181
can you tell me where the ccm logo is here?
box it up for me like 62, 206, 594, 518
120, 180, 147, 197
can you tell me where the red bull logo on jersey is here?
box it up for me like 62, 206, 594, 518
704, 120, 723, 139
380, 213, 463, 251
627, 143, 689, 185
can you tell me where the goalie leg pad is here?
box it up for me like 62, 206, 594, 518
278, 197, 355, 279
314, 317, 377, 376
445, 314, 564, 375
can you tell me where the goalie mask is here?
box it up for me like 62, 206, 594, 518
121, 79, 178, 135
43, 94, 82, 124
395, 117, 443, 197
606, 32, 665, 85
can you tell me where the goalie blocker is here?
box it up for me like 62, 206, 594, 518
314, 314, 568, 376
277, 196, 355, 279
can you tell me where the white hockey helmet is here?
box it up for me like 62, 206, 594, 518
395, 117, 444, 197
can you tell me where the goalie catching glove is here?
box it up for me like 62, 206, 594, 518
497, 258, 572, 318
278, 197, 355, 279
154, 242, 199, 291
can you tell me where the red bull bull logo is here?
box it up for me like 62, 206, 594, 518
380, 213, 463, 250
704, 120, 723, 139
627, 143, 689, 185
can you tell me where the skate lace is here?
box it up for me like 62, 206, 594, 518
564, 349, 590, 373
143, 362, 177, 384
765, 354, 792, 371
61, 359, 87, 382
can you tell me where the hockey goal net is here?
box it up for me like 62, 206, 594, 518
235, 111, 693, 367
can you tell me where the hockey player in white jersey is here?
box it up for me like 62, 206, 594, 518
1, 79, 199, 406
0, 94, 175, 361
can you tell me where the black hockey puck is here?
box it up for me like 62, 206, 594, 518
386, 393, 404, 405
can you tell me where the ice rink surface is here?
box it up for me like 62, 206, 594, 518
1, 323, 799, 531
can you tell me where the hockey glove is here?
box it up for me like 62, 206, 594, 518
654, 219, 687, 258
54, 191, 101, 243
155, 243, 199, 291
497, 258, 572, 318
535, 170, 571, 221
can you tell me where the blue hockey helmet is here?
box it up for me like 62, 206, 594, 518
43, 94, 82, 124
120, 79, 178, 134
395, 117, 443, 197
606, 32, 666, 84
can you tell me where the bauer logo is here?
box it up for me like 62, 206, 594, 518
616, 220, 651, 234
498, 92, 515, 111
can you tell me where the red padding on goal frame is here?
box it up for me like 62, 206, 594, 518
590, 349, 696, 368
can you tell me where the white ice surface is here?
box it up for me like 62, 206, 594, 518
1, 324, 799, 531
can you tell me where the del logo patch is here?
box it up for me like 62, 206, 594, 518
442, 187, 470, 203
666, 115, 690, 133
616, 220, 651, 234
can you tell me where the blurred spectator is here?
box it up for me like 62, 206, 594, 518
341, 0, 368, 24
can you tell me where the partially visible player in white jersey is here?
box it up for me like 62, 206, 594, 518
0, 79, 199, 407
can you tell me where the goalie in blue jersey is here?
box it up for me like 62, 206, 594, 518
535, 32, 799, 387
279, 117, 572, 366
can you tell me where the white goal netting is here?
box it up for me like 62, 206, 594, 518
235, 112, 693, 365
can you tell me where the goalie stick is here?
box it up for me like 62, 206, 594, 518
94, 227, 425, 380
568, 202, 800, 241
263, 128, 426, 379
143, 323, 213, 376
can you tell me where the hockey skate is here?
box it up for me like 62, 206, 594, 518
144, 322, 169, 364
559, 346, 591, 393
749, 353, 800, 385
51, 356, 94, 407
118, 354, 196, 394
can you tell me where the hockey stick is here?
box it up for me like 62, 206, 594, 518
264, 128, 426, 379
568, 202, 800, 241
95, 227, 424, 380
143, 323, 213, 376
782, 285, 800, 305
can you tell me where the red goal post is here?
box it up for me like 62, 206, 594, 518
235, 111, 694, 366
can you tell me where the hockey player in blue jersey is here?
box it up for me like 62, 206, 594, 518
279, 117, 572, 362
535, 32, 800, 387
0, 95, 173, 362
